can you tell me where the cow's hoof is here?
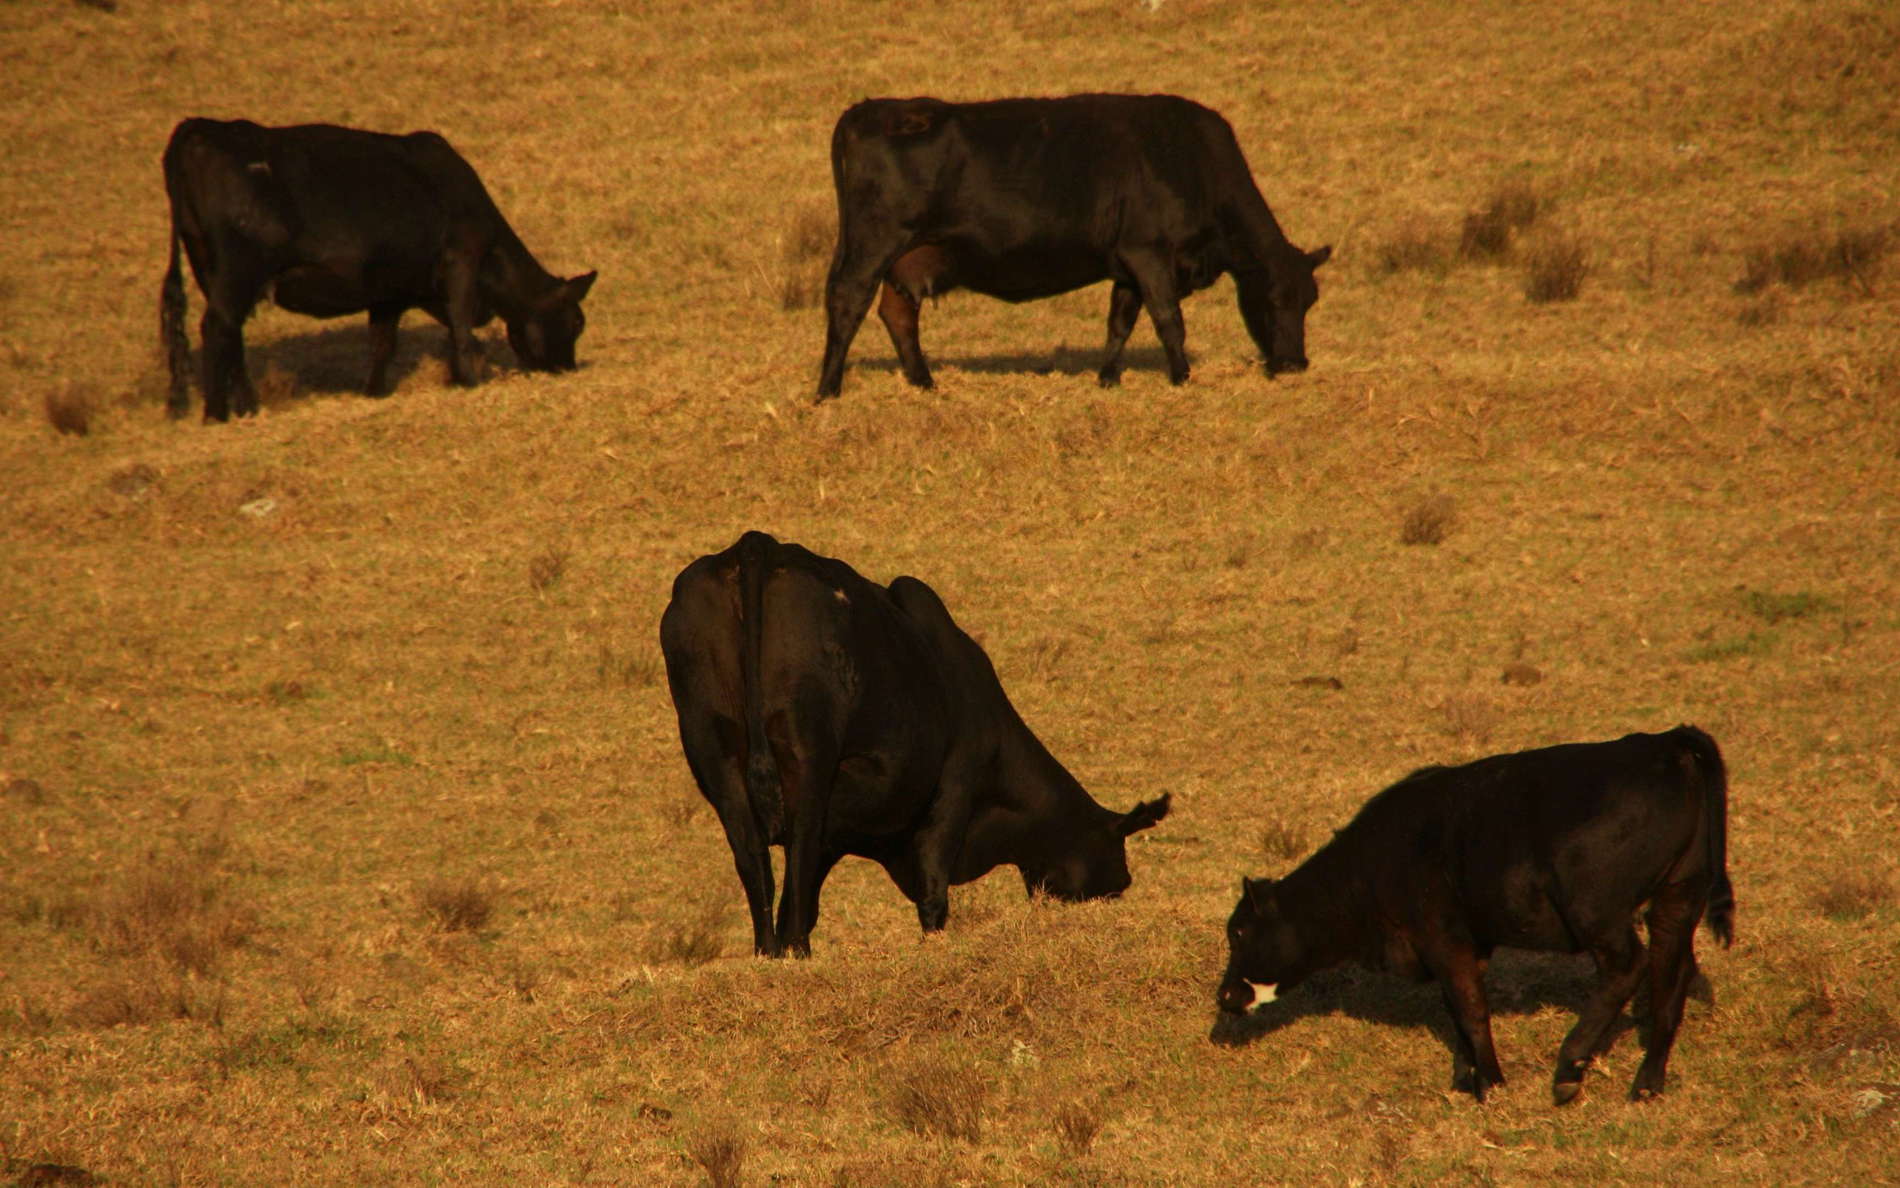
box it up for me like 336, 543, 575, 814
1097, 370, 1121, 388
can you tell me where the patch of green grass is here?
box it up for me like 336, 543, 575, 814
1685, 631, 1776, 663
336, 744, 415, 767
1743, 589, 1833, 623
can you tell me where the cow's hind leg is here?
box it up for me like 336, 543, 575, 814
1433, 949, 1505, 1101
198, 253, 266, 421
678, 713, 781, 957
365, 304, 403, 397
1552, 924, 1646, 1105
1630, 889, 1705, 1100
818, 224, 906, 399
1118, 250, 1190, 384
1096, 282, 1143, 387
771, 716, 839, 958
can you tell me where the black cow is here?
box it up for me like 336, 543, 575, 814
659, 531, 1170, 957
1215, 727, 1735, 1104
816, 93, 1330, 399
160, 118, 596, 421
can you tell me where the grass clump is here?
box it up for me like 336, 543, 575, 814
1523, 232, 1590, 302
778, 201, 832, 311
1373, 217, 1450, 275
1813, 869, 1894, 921
43, 385, 95, 436
527, 546, 570, 592
1260, 820, 1306, 863
418, 880, 494, 932
1052, 1099, 1105, 1158
1736, 224, 1889, 293
1459, 181, 1544, 261
888, 1057, 987, 1142
652, 904, 727, 966
685, 1121, 748, 1188
1399, 493, 1457, 545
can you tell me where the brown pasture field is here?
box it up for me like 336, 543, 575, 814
3, 0, 1899, 1182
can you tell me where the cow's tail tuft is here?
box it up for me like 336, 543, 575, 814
160, 181, 191, 418
737, 531, 785, 841
1680, 725, 1735, 947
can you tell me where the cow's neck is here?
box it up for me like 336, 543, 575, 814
988, 718, 1113, 857
1275, 842, 1372, 970
479, 229, 562, 319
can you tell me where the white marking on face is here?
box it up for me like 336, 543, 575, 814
1244, 980, 1279, 1011
832, 587, 849, 604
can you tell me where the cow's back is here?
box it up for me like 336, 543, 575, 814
1348, 729, 1722, 952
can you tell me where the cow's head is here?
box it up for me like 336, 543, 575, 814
1248, 245, 1330, 376
506, 270, 597, 372
1021, 793, 1171, 902
1215, 876, 1316, 1016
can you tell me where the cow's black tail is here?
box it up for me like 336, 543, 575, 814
1680, 725, 1735, 947
160, 177, 192, 418
737, 531, 785, 842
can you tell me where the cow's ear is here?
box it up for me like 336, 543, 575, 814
1307, 245, 1332, 270
1242, 876, 1277, 913
564, 271, 598, 303
1117, 792, 1172, 837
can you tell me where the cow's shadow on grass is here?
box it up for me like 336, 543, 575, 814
856, 343, 1181, 383
1208, 950, 1646, 1071
173, 321, 517, 412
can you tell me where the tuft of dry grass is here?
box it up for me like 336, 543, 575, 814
685, 1121, 748, 1188
1374, 217, 1451, 275
1523, 232, 1590, 302
1737, 223, 1889, 293
1399, 493, 1457, 545
1813, 869, 1895, 921
597, 643, 661, 688
1260, 819, 1307, 863
1052, 1099, 1104, 1158
1436, 692, 1500, 746
888, 1058, 987, 1142
528, 546, 570, 592
652, 904, 727, 966
1459, 181, 1545, 261
419, 880, 494, 933
3, 775, 47, 804
778, 201, 832, 311
42, 385, 94, 436
91, 848, 255, 977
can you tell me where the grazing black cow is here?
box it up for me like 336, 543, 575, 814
1215, 727, 1735, 1104
815, 93, 1329, 399
659, 531, 1170, 957
160, 118, 596, 421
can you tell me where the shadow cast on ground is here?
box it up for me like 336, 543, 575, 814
1205, 949, 1652, 1084
855, 343, 1185, 382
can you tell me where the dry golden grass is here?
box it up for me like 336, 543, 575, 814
3, 0, 1899, 1183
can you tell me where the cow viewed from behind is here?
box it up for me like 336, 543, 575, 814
659, 531, 1170, 957
1215, 727, 1734, 1104
816, 93, 1329, 399
161, 118, 596, 421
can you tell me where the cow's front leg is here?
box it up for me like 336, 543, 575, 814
365, 304, 403, 397
441, 251, 488, 387
1097, 282, 1143, 387
876, 283, 933, 389
906, 762, 980, 935
1119, 251, 1190, 384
